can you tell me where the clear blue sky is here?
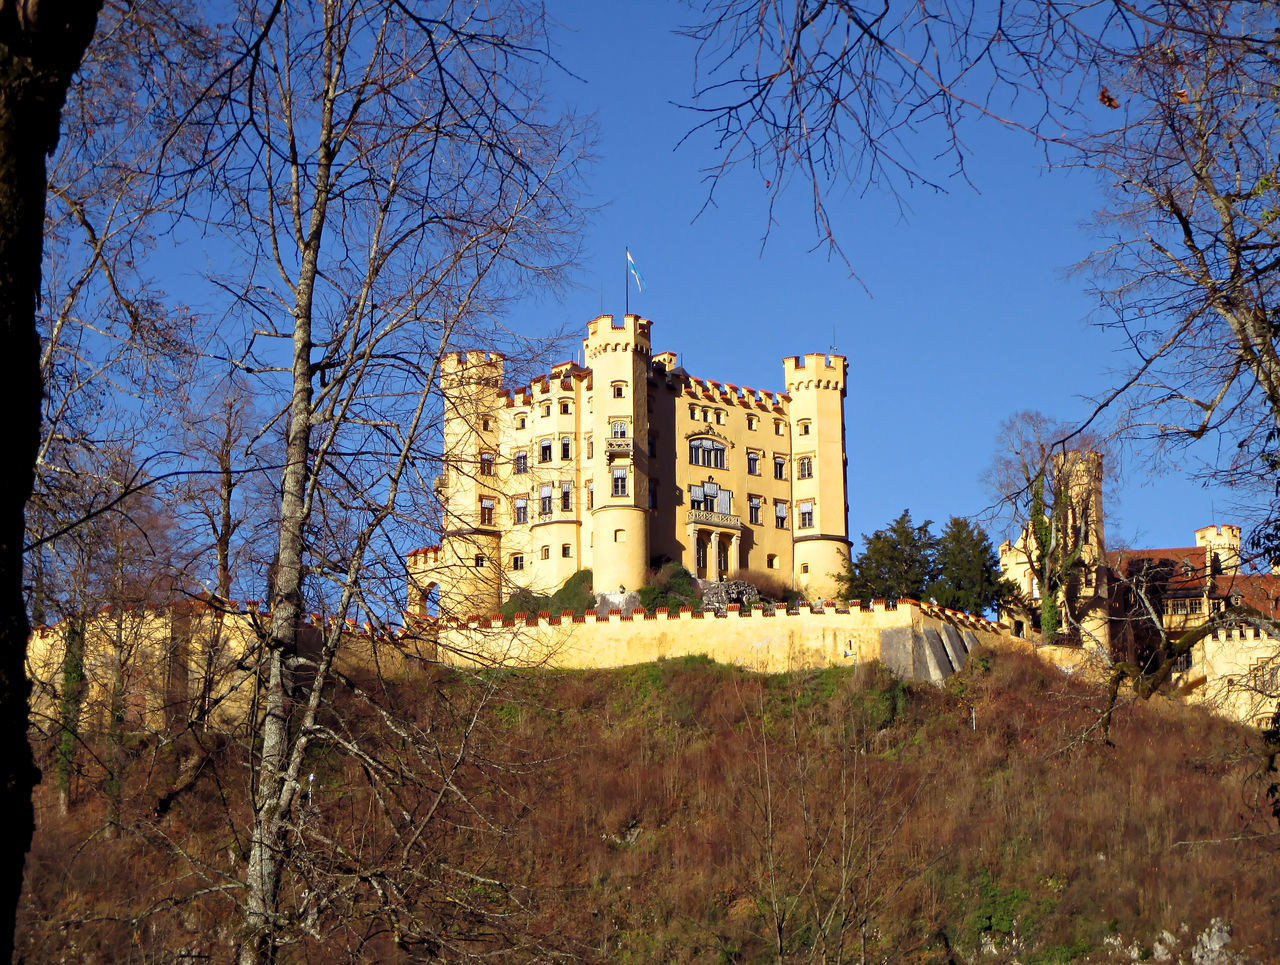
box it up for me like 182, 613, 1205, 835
511, 0, 1239, 555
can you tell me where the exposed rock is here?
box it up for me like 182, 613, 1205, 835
699, 579, 761, 615
1190, 918, 1235, 965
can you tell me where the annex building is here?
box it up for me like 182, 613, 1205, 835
408, 313, 851, 618
998, 453, 1280, 726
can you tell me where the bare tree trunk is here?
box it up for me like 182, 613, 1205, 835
239, 21, 336, 958
0, 4, 102, 956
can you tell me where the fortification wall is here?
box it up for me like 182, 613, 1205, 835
432, 599, 1015, 683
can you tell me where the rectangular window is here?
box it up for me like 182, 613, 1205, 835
514, 453, 527, 474
517, 416, 526, 429
798, 457, 813, 479
561, 483, 571, 512
775, 420, 784, 435
1188, 598, 1203, 614
587, 484, 593, 510
774, 456, 786, 480
479, 497, 495, 527
587, 438, 593, 458
512, 554, 524, 571
562, 543, 572, 558
479, 453, 494, 476
747, 451, 760, 475
613, 384, 624, 398
541, 545, 550, 560
474, 554, 486, 568
747, 415, 758, 430
799, 422, 810, 435
540, 485, 552, 516
749, 495, 762, 525
514, 498, 527, 524
560, 401, 570, 414
561, 437, 571, 460
775, 501, 787, 529
798, 500, 813, 529
612, 467, 628, 497
539, 441, 552, 463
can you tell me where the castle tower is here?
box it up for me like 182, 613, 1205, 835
783, 353, 850, 598
584, 314, 651, 596
1056, 449, 1110, 651
1195, 524, 1242, 577
427, 350, 505, 617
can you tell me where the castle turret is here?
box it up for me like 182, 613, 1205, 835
1195, 524, 1241, 577
584, 314, 651, 596
429, 351, 505, 616
784, 353, 849, 598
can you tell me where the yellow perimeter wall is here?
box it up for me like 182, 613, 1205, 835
429, 599, 1015, 680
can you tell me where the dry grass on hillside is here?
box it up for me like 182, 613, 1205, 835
18, 648, 1280, 963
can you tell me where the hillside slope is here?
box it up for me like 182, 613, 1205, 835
18, 647, 1280, 963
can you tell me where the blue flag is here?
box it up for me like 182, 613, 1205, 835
627, 249, 646, 293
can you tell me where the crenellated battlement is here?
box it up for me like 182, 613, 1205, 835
784, 353, 846, 393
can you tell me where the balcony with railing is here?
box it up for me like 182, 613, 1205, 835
686, 509, 741, 530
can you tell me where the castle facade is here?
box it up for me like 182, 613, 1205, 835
408, 314, 850, 617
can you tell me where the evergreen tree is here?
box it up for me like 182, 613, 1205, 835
926, 517, 1016, 618
837, 510, 939, 603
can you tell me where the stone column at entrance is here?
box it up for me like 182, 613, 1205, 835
729, 531, 740, 577
708, 531, 721, 582
685, 522, 698, 574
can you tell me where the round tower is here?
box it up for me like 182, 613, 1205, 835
784, 353, 850, 598
1195, 523, 1241, 576
584, 314, 651, 596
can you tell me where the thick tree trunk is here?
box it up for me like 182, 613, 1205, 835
0, 3, 102, 957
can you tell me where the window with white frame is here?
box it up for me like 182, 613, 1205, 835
560, 401, 570, 414
514, 452, 527, 474
561, 543, 572, 558
561, 436, 571, 460
611, 420, 627, 439
479, 452, 494, 476
514, 497, 527, 524
689, 438, 726, 469
798, 500, 814, 529
774, 456, 786, 480
511, 554, 524, 571
561, 482, 571, 512
612, 382, 625, 398
749, 495, 762, 525
479, 497, 495, 527
539, 485, 552, 516
612, 467, 628, 497
539, 440, 552, 463
775, 501, 788, 529
747, 450, 760, 475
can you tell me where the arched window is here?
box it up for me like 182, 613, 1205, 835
688, 437, 726, 469
611, 421, 628, 439
797, 456, 813, 479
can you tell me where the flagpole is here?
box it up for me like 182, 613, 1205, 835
624, 246, 629, 317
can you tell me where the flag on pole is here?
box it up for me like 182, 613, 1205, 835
626, 249, 646, 293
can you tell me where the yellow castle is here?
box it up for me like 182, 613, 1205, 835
408, 314, 851, 617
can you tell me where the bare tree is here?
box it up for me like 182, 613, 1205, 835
180, 2, 586, 959
0, 2, 108, 954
